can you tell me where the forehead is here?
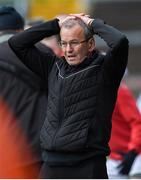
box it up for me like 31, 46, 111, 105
60, 24, 85, 40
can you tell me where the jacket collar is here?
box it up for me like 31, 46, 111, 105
64, 50, 98, 71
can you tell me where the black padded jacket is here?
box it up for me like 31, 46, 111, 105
8, 19, 129, 165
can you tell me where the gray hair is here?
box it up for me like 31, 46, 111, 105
61, 18, 93, 39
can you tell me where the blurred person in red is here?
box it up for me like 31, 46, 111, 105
107, 82, 141, 179
0, 97, 39, 178
0, 6, 49, 178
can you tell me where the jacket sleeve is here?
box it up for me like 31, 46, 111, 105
92, 19, 129, 86
8, 19, 60, 80
118, 84, 141, 153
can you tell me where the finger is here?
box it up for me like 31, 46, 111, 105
70, 13, 90, 17
85, 15, 91, 17
61, 16, 76, 24
79, 13, 85, 16
70, 13, 84, 16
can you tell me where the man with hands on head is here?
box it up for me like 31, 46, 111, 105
8, 13, 129, 179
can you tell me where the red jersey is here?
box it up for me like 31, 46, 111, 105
109, 83, 141, 160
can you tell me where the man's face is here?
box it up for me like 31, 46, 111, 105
60, 24, 94, 66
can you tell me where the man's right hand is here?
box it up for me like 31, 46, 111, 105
70, 13, 94, 26
56, 13, 94, 28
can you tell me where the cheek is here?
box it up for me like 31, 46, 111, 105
78, 47, 88, 57
62, 49, 65, 54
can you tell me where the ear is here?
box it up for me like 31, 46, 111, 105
88, 38, 95, 52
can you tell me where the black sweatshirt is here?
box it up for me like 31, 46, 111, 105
8, 18, 129, 165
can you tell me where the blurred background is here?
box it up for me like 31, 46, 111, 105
0, 0, 141, 98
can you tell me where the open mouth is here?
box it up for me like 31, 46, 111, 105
67, 55, 76, 60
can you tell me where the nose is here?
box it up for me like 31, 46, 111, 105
65, 43, 73, 52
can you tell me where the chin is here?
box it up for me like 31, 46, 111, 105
67, 60, 81, 66
69, 62, 76, 66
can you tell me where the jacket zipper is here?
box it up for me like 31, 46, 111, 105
51, 77, 64, 149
